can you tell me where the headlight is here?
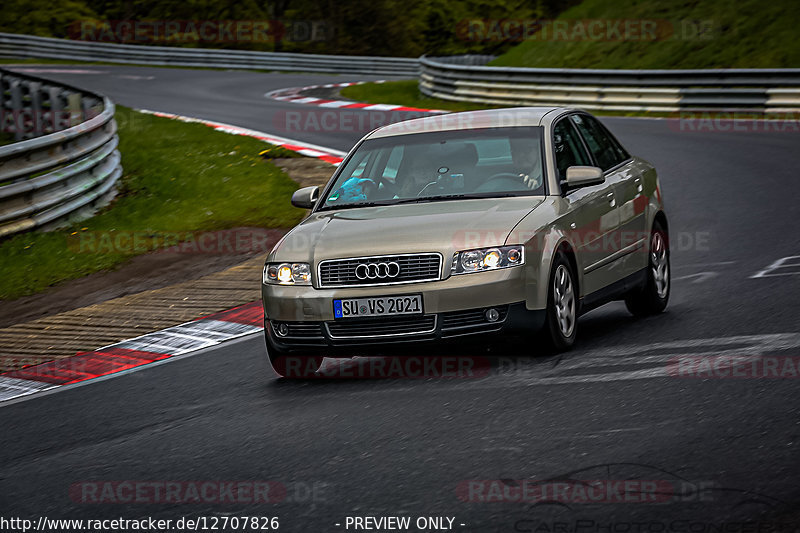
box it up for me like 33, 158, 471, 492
263, 262, 312, 285
451, 245, 524, 275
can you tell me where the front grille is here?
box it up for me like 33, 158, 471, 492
325, 315, 437, 339
318, 253, 441, 288
440, 306, 509, 337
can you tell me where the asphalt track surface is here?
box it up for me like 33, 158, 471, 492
2, 66, 800, 531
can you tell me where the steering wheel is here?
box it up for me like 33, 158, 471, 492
359, 176, 395, 197
475, 172, 526, 192
417, 180, 444, 197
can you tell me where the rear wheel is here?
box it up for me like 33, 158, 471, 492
625, 220, 670, 317
543, 251, 578, 352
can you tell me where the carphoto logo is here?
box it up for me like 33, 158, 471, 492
513, 519, 798, 533
455, 19, 715, 43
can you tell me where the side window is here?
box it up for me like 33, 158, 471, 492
553, 119, 592, 181
569, 114, 629, 171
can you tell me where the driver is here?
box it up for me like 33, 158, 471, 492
396, 160, 436, 197
510, 139, 543, 190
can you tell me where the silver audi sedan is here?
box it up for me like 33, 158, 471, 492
262, 107, 669, 377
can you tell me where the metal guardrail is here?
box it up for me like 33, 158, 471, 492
0, 33, 420, 77
0, 67, 122, 238
420, 56, 800, 113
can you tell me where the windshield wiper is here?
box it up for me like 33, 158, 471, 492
317, 201, 388, 211
317, 192, 520, 211
390, 192, 518, 205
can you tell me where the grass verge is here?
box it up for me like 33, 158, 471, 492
0, 105, 304, 300
492, 0, 800, 69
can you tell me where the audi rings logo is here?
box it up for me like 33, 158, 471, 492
354, 261, 401, 280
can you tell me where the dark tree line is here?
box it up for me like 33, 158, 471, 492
1, 0, 579, 56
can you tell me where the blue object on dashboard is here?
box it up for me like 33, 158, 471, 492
330, 177, 372, 202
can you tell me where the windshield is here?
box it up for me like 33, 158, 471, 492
320, 126, 545, 210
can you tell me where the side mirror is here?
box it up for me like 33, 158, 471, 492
291, 186, 320, 209
564, 166, 604, 190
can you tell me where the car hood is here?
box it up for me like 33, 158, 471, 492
270, 197, 545, 263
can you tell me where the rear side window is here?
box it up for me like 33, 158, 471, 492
569, 114, 629, 171
553, 118, 592, 181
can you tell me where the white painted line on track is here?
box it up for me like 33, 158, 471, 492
0, 376, 55, 402
674, 272, 719, 283
0, 333, 261, 408
317, 101, 356, 108
751, 255, 800, 278
1, 303, 265, 405
362, 104, 402, 111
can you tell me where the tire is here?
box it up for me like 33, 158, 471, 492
625, 220, 670, 317
543, 250, 578, 352
265, 332, 324, 379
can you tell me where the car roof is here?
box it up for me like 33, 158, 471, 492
365, 106, 572, 139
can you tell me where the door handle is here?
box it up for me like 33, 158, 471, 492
634, 177, 643, 193
606, 192, 616, 207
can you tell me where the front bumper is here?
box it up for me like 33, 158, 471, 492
262, 264, 545, 354
264, 302, 545, 355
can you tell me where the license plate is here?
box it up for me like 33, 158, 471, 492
334, 295, 423, 319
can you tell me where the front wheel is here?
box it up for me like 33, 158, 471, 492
625, 221, 670, 317
543, 251, 578, 352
